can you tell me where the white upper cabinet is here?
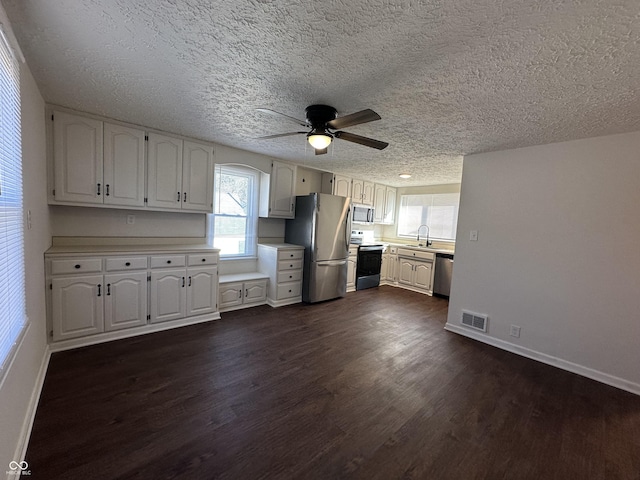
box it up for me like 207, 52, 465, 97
53, 111, 103, 204
383, 186, 396, 224
260, 160, 296, 218
103, 123, 145, 207
182, 140, 214, 212
147, 132, 184, 210
373, 184, 396, 224
333, 174, 352, 198
362, 181, 374, 206
352, 179, 364, 204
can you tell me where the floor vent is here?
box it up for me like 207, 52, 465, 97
461, 310, 488, 332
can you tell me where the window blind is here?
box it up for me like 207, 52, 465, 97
0, 23, 25, 376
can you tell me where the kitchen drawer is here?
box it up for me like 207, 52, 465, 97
51, 258, 102, 275
397, 248, 434, 261
277, 249, 303, 261
276, 282, 301, 300
277, 269, 302, 283
187, 253, 218, 266
278, 259, 303, 271
105, 256, 148, 271
389, 246, 397, 254
150, 255, 186, 268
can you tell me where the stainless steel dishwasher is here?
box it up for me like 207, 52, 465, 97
434, 253, 454, 297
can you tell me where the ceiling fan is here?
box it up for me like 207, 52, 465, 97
256, 105, 389, 155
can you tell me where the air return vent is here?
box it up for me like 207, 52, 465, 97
461, 310, 488, 332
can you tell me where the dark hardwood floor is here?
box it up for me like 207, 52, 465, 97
26, 286, 640, 479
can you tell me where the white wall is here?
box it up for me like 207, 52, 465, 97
447, 131, 640, 394
0, 61, 50, 468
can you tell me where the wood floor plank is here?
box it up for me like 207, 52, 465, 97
25, 286, 640, 479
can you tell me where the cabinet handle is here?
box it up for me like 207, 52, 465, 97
97, 284, 101, 297
245, 288, 248, 297
182, 276, 185, 287
105, 184, 110, 196
238, 290, 242, 299
188, 276, 192, 287
107, 284, 111, 296
125, 262, 131, 266
74, 264, 81, 269
97, 183, 101, 195
167, 260, 172, 264
289, 275, 292, 279
202, 258, 206, 262
177, 192, 181, 202
290, 254, 294, 257
184, 192, 187, 202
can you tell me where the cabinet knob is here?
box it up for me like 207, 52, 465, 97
202, 258, 206, 262
74, 264, 81, 269
167, 260, 172, 264
290, 264, 293, 268
125, 262, 131, 266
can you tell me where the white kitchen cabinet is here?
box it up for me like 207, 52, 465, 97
257, 244, 304, 307
51, 275, 104, 341
397, 248, 434, 294
346, 245, 358, 292
333, 174, 352, 198
182, 140, 214, 212
103, 122, 146, 207
373, 184, 396, 224
104, 272, 148, 331
218, 276, 268, 312
260, 160, 297, 218
146, 132, 184, 210
52, 111, 104, 204
46, 247, 220, 349
352, 179, 364, 204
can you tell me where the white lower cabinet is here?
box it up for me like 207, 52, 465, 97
218, 277, 268, 312
396, 248, 434, 294
347, 245, 358, 292
46, 247, 220, 348
257, 243, 304, 307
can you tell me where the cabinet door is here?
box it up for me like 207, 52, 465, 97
398, 259, 415, 286
347, 255, 357, 289
373, 184, 386, 223
269, 161, 296, 218
51, 275, 104, 341
147, 133, 183, 210
150, 269, 186, 323
380, 254, 388, 281
244, 280, 267, 304
219, 282, 243, 310
103, 123, 146, 207
182, 141, 214, 212
383, 187, 397, 224
186, 266, 218, 317
53, 111, 103, 204
104, 272, 148, 332
362, 181, 374, 206
414, 262, 433, 291
351, 179, 364, 203
333, 175, 352, 198
389, 255, 397, 282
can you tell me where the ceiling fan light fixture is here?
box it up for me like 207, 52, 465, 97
307, 131, 333, 150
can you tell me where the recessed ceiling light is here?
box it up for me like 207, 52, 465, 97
399, 173, 411, 179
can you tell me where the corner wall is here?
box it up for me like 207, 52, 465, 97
0, 62, 51, 470
447, 131, 640, 394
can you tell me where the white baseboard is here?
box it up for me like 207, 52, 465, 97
444, 322, 640, 396
9, 344, 51, 478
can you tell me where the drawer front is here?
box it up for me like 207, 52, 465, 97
105, 256, 148, 271
277, 249, 303, 261
187, 253, 218, 266
51, 258, 102, 275
150, 255, 186, 268
397, 248, 434, 261
276, 282, 301, 300
277, 270, 302, 283
278, 259, 303, 271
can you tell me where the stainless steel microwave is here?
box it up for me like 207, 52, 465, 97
352, 204, 374, 224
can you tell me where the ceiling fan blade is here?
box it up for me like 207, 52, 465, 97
334, 131, 389, 150
256, 108, 308, 127
315, 147, 328, 155
327, 109, 381, 130
255, 131, 307, 140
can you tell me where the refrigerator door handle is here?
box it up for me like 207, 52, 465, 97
344, 207, 351, 250
317, 260, 347, 267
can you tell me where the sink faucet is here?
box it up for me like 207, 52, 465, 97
417, 224, 432, 247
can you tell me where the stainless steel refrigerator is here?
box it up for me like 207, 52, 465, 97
285, 193, 352, 303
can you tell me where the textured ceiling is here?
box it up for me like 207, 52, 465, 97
3, 0, 640, 186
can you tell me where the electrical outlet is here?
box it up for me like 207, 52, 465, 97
470, 230, 478, 241
126, 215, 135, 225
510, 325, 521, 338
